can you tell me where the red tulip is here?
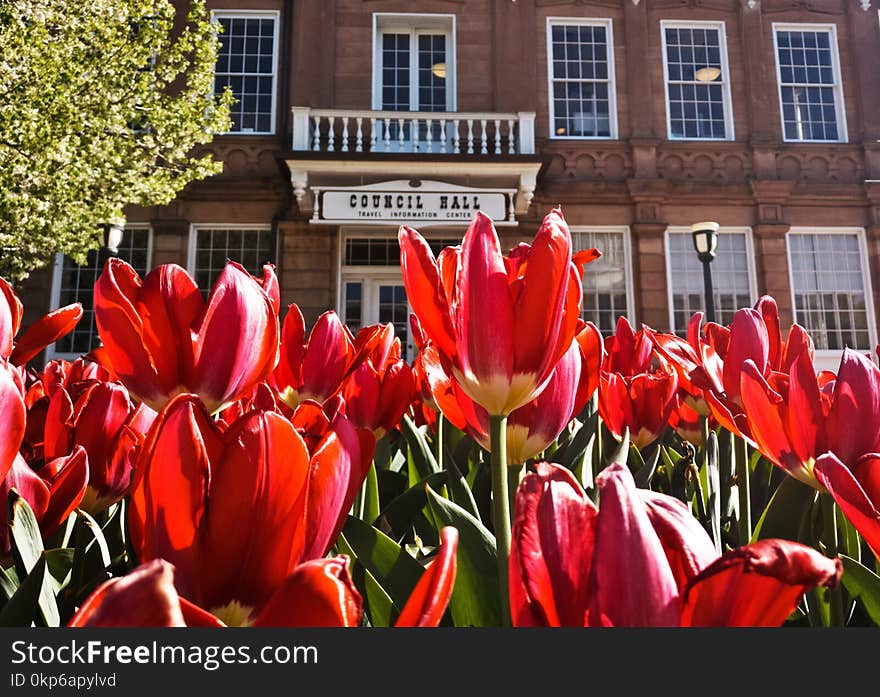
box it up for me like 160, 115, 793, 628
510, 461, 841, 626
0, 447, 88, 551
741, 349, 880, 490
0, 277, 83, 367
70, 528, 460, 628
598, 369, 678, 449
815, 452, 880, 560
341, 324, 416, 439
94, 259, 278, 412
129, 394, 367, 620
604, 316, 653, 376
443, 339, 585, 464
272, 306, 359, 408
400, 209, 589, 416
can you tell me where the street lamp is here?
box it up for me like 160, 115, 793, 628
690, 221, 720, 324
101, 219, 125, 255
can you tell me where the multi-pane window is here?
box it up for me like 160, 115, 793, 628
547, 19, 616, 139
213, 12, 278, 134
52, 228, 151, 357
191, 227, 275, 299
787, 232, 872, 351
571, 230, 630, 334
374, 16, 453, 147
661, 22, 732, 140
773, 26, 845, 142
667, 231, 753, 335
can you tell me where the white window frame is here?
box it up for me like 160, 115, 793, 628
211, 9, 280, 136
659, 20, 735, 142
772, 22, 847, 144
570, 225, 635, 330
785, 227, 877, 370
371, 13, 457, 113
546, 17, 618, 140
186, 224, 276, 291
663, 226, 758, 335
47, 225, 154, 362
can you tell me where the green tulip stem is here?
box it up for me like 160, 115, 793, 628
489, 414, 512, 627
821, 494, 845, 627
736, 436, 751, 545
435, 412, 445, 472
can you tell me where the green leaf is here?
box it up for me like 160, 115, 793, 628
340, 515, 426, 621
751, 476, 817, 543
840, 555, 880, 626
336, 536, 393, 627
836, 507, 861, 564
634, 443, 661, 489
0, 566, 17, 601
444, 457, 481, 522
8, 491, 59, 627
401, 414, 441, 482
373, 471, 448, 540
704, 431, 722, 552
425, 484, 500, 627
607, 427, 630, 468
45, 548, 75, 589
0, 554, 48, 627
361, 463, 381, 525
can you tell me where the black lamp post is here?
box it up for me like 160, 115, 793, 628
100, 220, 125, 256
690, 221, 720, 324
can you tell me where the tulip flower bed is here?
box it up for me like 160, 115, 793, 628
1, 208, 879, 628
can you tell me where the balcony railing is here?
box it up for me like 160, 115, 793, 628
292, 107, 536, 156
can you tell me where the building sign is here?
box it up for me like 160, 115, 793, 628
311, 180, 514, 226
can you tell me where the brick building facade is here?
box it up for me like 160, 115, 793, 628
30, 0, 880, 370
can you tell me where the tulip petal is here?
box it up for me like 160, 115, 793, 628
94, 258, 165, 406
398, 227, 457, 359
511, 462, 596, 627
43, 387, 74, 461
40, 446, 89, 537
755, 296, 781, 371
722, 308, 769, 400
680, 539, 841, 626
10, 304, 83, 367
192, 262, 279, 411
129, 395, 222, 601
455, 212, 515, 413
638, 489, 718, 591
69, 560, 187, 627
0, 277, 22, 358
815, 452, 880, 560
0, 454, 50, 553
589, 463, 681, 626
202, 411, 310, 610
301, 311, 355, 402
513, 209, 576, 380
252, 557, 362, 627
826, 350, 880, 464
0, 365, 26, 482
396, 527, 459, 627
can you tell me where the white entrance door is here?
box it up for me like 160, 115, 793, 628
342, 277, 413, 360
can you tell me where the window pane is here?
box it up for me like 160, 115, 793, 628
667, 232, 752, 336
775, 29, 840, 141
193, 228, 275, 300
214, 15, 276, 133
663, 25, 728, 139
54, 229, 151, 356
788, 233, 871, 350
572, 231, 630, 334
550, 23, 612, 137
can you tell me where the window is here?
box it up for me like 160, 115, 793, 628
773, 24, 846, 142
49, 227, 152, 358
547, 18, 617, 139
787, 230, 874, 352
340, 234, 462, 359
213, 11, 279, 134
571, 228, 632, 334
189, 226, 276, 299
661, 21, 733, 140
373, 14, 454, 113
666, 229, 755, 336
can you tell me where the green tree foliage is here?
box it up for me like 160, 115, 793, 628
0, 0, 233, 280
